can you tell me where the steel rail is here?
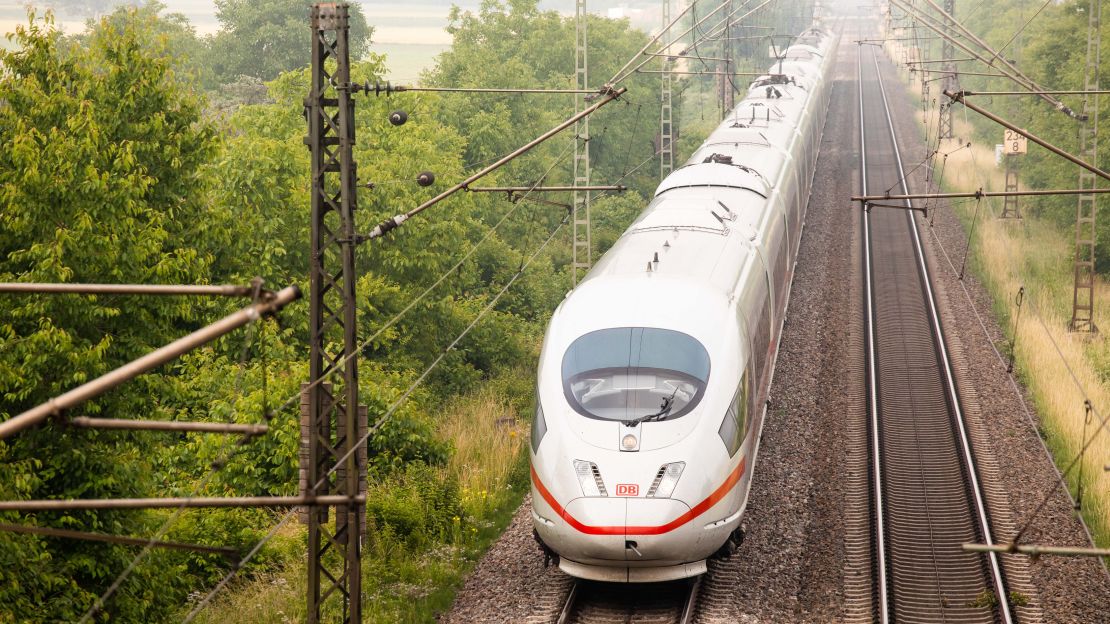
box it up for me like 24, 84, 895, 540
857, 42, 889, 624
870, 47, 1014, 624
555, 582, 579, 624
679, 577, 701, 624
0, 283, 260, 297
0, 285, 301, 440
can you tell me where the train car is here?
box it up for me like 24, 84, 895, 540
529, 24, 840, 583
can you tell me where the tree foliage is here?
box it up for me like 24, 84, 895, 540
0, 11, 222, 621
0, 2, 709, 620
207, 0, 372, 85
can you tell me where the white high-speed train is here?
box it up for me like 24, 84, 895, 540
529, 23, 840, 583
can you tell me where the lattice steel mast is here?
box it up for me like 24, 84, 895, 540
572, 0, 592, 286
1071, 0, 1101, 332
304, 4, 365, 621
660, 0, 675, 181
938, 0, 957, 139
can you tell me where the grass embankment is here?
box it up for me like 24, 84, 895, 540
187, 380, 530, 624
885, 46, 1110, 547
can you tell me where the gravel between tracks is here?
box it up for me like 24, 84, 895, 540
439, 26, 1110, 624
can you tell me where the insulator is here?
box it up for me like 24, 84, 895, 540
389, 110, 408, 126
416, 171, 435, 187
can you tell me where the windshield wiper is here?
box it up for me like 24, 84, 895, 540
622, 389, 678, 427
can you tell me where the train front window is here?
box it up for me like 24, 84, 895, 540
561, 328, 710, 422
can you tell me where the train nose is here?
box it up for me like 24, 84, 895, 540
559, 498, 626, 561
552, 498, 701, 563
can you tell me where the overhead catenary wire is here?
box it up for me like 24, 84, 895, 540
362, 87, 625, 241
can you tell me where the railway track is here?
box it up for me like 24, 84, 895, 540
858, 42, 1014, 624
555, 579, 699, 624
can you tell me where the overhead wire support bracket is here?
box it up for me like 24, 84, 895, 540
0, 495, 365, 511
465, 185, 626, 193
67, 417, 268, 435
346, 81, 598, 95
960, 89, 1110, 97
963, 542, 1110, 559
358, 86, 626, 242
0, 522, 240, 559
0, 285, 301, 440
852, 188, 1110, 202
944, 90, 1110, 183
0, 282, 267, 297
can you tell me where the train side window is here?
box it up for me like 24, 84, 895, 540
717, 371, 750, 457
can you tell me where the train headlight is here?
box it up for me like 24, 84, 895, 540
646, 462, 685, 498
572, 460, 608, 497
621, 433, 639, 451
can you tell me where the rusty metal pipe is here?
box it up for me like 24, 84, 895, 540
964, 542, 1110, 558
68, 417, 268, 435
0, 494, 362, 511
0, 522, 238, 558
0, 283, 258, 297
852, 188, 1110, 202
0, 285, 301, 440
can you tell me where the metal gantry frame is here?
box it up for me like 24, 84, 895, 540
1071, 0, 1101, 333
304, 4, 365, 622
660, 0, 675, 181
572, 0, 592, 286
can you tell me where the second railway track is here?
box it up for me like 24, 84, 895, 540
858, 42, 1014, 624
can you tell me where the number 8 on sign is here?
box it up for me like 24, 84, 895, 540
1003, 129, 1028, 154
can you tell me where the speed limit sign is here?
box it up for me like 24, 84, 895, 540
1003, 129, 1028, 154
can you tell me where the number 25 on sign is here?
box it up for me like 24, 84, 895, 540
1004, 129, 1028, 154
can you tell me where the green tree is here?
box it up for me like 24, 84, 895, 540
0, 11, 224, 621
426, 0, 665, 200
207, 0, 373, 84
75, 1, 215, 88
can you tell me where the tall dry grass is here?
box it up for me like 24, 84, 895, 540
883, 40, 1110, 545
439, 387, 528, 519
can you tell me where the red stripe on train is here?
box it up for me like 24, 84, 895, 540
530, 458, 746, 536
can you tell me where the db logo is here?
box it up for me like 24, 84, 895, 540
615, 484, 639, 496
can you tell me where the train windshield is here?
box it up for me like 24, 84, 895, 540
561, 328, 711, 422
